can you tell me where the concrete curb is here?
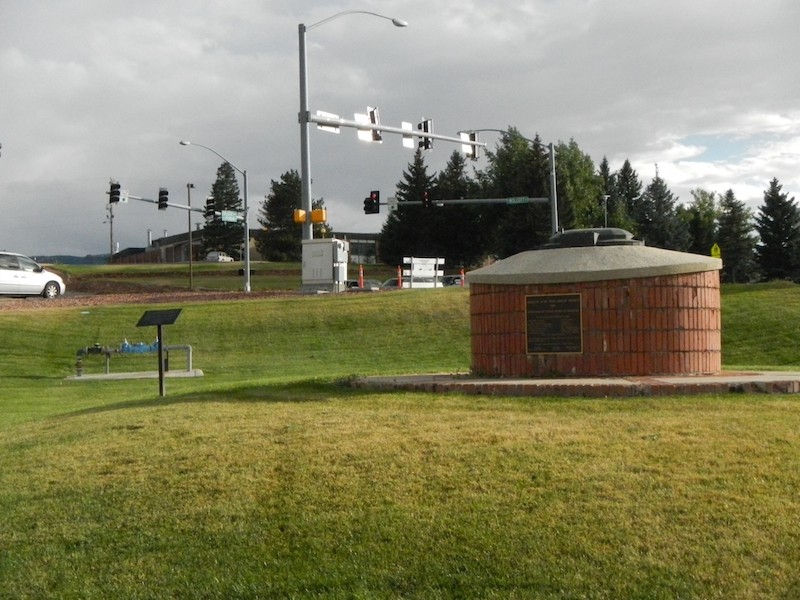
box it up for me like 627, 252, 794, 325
65, 369, 204, 381
353, 372, 800, 398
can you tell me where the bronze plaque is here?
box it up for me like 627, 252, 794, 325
526, 294, 583, 354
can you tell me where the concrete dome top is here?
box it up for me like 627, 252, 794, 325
468, 229, 722, 285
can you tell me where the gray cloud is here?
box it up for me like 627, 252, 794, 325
1, 0, 799, 256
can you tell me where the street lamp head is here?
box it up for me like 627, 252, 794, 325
391, 18, 409, 27
179, 140, 191, 146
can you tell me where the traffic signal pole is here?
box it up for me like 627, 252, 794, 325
413, 196, 550, 206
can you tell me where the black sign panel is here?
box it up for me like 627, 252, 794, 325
526, 294, 582, 354
136, 308, 182, 327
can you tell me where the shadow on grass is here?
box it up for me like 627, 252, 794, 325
60, 377, 371, 418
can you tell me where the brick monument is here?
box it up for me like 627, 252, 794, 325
468, 229, 723, 378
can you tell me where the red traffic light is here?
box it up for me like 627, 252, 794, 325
364, 190, 380, 214
422, 190, 432, 208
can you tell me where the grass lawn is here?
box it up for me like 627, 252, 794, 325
57, 261, 398, 293
1, 282, 799, 598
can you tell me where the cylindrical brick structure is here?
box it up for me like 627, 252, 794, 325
468, 229, 723, 378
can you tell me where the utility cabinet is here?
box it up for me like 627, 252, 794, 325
301, 238, 349, 292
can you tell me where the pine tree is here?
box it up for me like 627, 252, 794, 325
717, 189, 757, 283
201, 162, 243, 259
755, 178, 800, 280
377, 149, 437, 266
432, 151, 485, 266
613, 159, 642, 235
639, 171, 690, 251
482, 128, 551, 257
597, 157, 619, 227
255, 170, 301, 262
255, 170, 329, 262
555, 139, 602, 229
678, 189, 718, 255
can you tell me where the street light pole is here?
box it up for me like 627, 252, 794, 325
460, 129, 559, 235
179, 140, 251, 293
298, 10, 408, 241
187, 183, 195, 290
548, 142, 558, 235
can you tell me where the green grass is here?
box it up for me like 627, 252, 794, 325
722, 281, 800, 369
56, 261, 398, 292
1, 281, 800, 598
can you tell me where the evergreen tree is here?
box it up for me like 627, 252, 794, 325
482, 128, 551, 257
678, 189, 719, 255
555, 139, 603, 229
717, 189, 757, 283
432, 151, 485, 266
201, 162, 243, 259
639, 171, 690, 250
377, 149, 437, 266
597, 157, 618, 227
255, 169, 329, 262
613, 159, 643, 235
755, 178, 800, 280
256, 170, 300, 262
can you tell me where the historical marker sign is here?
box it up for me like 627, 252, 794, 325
136, 308, 182, 328
526, 293, 583, 354
136, 308, 183, 397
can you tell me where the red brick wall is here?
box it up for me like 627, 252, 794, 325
470, 270, 721, 377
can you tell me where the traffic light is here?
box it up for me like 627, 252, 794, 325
422, 190, 432, 208
417, 119, 433, 150
364, 190, 380, 214
460, 131, 480, 160
109, 181, 121, 203
368, 107, 382, 143
158, 187, 169, 210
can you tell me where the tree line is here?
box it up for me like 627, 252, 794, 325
211, 127, 799, 283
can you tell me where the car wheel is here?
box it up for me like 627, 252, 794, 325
42, 281, 61, 298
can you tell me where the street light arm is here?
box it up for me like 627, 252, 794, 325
306, 10, 408, 31
179, 140, 244, 177
178, 139, 251, 292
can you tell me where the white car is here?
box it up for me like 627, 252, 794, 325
0, 252, 65, 298
205, 251, 235, 262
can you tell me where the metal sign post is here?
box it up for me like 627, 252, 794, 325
136, 308, 182, 397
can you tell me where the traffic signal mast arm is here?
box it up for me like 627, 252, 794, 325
125, 193, 205, 213
405, 196, 549, 206
308, 112, 487, 148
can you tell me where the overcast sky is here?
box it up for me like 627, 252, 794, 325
2, 0, 799, 257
